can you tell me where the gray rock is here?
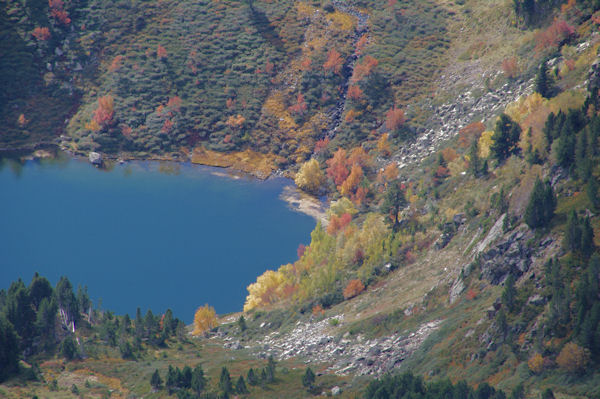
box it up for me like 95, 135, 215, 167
331, 386, 341, 396
88, 152, 103, 166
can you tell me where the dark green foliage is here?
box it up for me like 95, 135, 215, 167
509, 383, 525, 399
151, 369, 162, 390
180, 366, 193, 389
524, 177, 555, 229
468, 139, 486, 177
302, 367, 315, 389
364, 372, 507, 399
191, 365, 207, 395
55, 276, 79, 325
588, 178, 600, 210
535, 60, 553, 98
0, 315, 19, 382
28, 273, 53, 310
564, 211, 595, 258
491, 114, 521, 162
166, 365, 178, 395
381, 181, 406, 231
575, 254, 600, 356
502, 274, 517, 313
219, 367, 233, 394
236, 375, 249, 394
491, 188, 509, 214
247, 368, 258, 386
265, 355, 276, 383
541, 388, 555, 399
238, 315, 247, 332
60, 335, 78, 360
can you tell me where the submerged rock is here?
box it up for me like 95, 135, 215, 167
88, 152, 103, 166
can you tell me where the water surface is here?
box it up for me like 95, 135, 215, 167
0, 157, 315, 322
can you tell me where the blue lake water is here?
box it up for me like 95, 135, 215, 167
0, 156, 315, 322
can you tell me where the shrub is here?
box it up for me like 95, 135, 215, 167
343, 279, 365, 299
556, 342, 590, 374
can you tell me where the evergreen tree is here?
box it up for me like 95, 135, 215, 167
381, 181, 406, 231
235, 375, 249, 394
135, 307, 144, 338
588, 178, 600, 210
28, 273, 53, 310
60, 335, 78, 360
496, 308, 508, 339
219, 367, 233, 394
191, 365, 207, 395
468, 140, 483, 177
536, 59, 553, 98
541, 388, 555, 399
564, 211, 582, 253
491, 114, 521, 162
36, 297, 57, 350
557, 126, 576, 169
575, 130, 592, 181
247, 368, 258, 386
524, 177, 555, 229
150, 369, 162, 390
238, 315, 247, 332
54, 276, 79, 326
179, 366, 192, 389
502, 274, 517, 313
166, 365, 178, 394
0, 315, 19, 382
265, 355, 276, 383
302, 367, 315, 389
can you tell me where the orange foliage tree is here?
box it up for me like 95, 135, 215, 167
326, 148, 349, 186
92, 95, 115, 127
289, 93, 308, 115
323, 49, 343, 74
192, 304, 218, 336
458, 121, 485, 148
347, 85, 363, 101
49, 0, 71, 25
157, 44, 168, 60
502, 56, 519, 79
343, 279, 365, 299
32, 27, 51, 40
17, 114, 29, 127
327, 212, 352, 235
340, 163, 363, 197
352, 55, 378, 82
385, 106, 405, 132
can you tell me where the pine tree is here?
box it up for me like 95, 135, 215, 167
588, 178, 600, 210
236, 375, 249, 394
150, 369, 162, 390
491, 113, 521, 162
564, 211, 582, 253
238, 315, 247, 332
536, 60, 553, 98
502, 274, 517, 313
180, 365, 192, 389
191, 365, 207, 395
468, 140, 482, 177
166, 365, 177, 394
302, 367, 315, 389
381, 181, 406, 231
247, 368, 258, 386
524, 177, 555, 229
265, 356, 276, 383
0, 316, 19, 382
219, 367, 233, 394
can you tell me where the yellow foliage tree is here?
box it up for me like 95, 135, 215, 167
556, 342, 590, 374
244, 268, 293, 312
528, 353, 544, 374
295, 159, 325, 194
478, 130, 494, 158
192, 305, 218, 336
340, 164, 363, 197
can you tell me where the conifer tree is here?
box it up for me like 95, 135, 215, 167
302, 367, 315, 389
536, 60, 553, 98
588, 178, 600, 210
502, 274, 517, 313
150, 369, 162, 390
491, 114, 521, 162
524, 177, 555, 229
191, 365, 207, 395
236, 375, 249, 394
219, 367, 233, 394
247, 368, 258, 386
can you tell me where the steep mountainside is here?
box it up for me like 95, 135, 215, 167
4, 0, 600, 398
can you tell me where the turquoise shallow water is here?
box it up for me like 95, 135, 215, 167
0, 157, 315, 322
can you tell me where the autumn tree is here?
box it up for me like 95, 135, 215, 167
32, 27, 51, 41
343, 279, 365, 299
556, 342, 590, 374
323, 49, 343, 74
192, 305, 218, 336
352, 55, 378, 82
377, 133, 391, 156
347, 85, 363, 101
289, 93, 308, 115
385, 106, 405, 132
527, 353, 544, 374
502, 56, 519, 79
340, 163, 363, 197
91, 95, 115, 129
157, 44, 168, 60
326, 148, 349, 186
295, 159, 325, 194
